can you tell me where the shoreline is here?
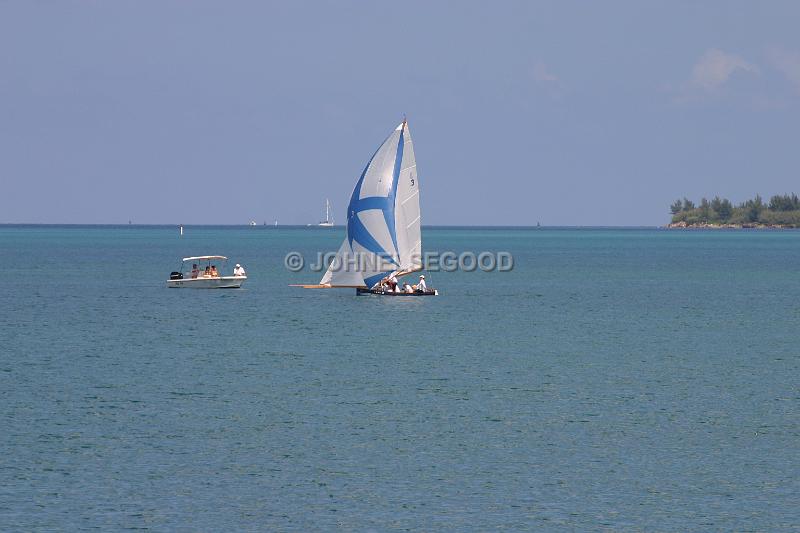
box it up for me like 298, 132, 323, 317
665, 221, 796, 229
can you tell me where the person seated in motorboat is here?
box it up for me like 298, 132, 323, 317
233, 263, 246, 277
416, 274, 427, 293
203, 266, 212, 277
403, 282, 414, 293
190, 264, 200, 279
210, 265, 220, 277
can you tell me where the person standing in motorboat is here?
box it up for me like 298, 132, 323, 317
190, 264, 200, 278
233, 263, 246, 277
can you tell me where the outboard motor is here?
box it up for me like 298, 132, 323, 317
170, 271, 183, 280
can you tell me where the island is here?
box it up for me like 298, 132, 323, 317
667, 194, 800, 228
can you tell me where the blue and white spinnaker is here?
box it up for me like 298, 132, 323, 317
320, 120, 422, 288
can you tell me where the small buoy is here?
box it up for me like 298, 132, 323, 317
179, 225, 184, 236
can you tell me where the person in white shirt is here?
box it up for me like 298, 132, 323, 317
403, 282, 413, 293
387, 273, 398, 292
416, 274, 427, 293
233, 263, 246, 277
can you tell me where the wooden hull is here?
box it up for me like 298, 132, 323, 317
356, 288, 438, 296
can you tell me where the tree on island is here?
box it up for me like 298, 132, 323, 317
669, 193, 800, 227
768, 193, 800, 211
741, 195, 764, 223
671, 197, 696, 215
699, 198, 711, 221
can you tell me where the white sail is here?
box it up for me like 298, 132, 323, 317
319, 199, 334, 226
394, 126, 422, 273
321, 120, 422, 288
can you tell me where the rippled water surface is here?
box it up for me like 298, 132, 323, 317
1, 226, 798, 530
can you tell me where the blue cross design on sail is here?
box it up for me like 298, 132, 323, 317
318, 119, 423, 289
346, 126, 405, 268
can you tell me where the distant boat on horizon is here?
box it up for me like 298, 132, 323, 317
318, 199, 334, 227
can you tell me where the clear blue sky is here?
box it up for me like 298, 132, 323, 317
2, 1, 799, 225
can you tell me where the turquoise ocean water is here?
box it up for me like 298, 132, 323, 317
1, 225, 798, 530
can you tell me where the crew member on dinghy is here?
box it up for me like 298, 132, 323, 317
416, 275, 427, 293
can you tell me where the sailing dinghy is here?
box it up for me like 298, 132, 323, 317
296, 119, 437, 296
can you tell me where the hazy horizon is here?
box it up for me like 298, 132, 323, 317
0, 222, 670, 228
2, 1, 799, 226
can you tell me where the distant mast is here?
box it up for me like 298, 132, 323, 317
318, 199, 334, 227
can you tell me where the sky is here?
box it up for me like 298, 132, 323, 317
1, 1, 800, 226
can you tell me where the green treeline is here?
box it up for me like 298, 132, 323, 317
670, 194, 800, 227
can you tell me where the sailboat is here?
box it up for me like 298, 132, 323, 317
318, 199, 334, 227
295, 119, 437, 296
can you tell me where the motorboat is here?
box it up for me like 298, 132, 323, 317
166, 256, 246, 288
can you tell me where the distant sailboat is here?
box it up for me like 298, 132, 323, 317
318, 199, 334, 227
294, 119, 437, 296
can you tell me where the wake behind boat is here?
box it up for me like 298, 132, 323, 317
294, 119, 438, 296
167, 256, 247, 288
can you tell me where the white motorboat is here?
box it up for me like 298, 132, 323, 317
166, 256, 247, 288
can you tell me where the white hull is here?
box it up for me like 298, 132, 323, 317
318, 222, 334, 227
166, 276, 246, 289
